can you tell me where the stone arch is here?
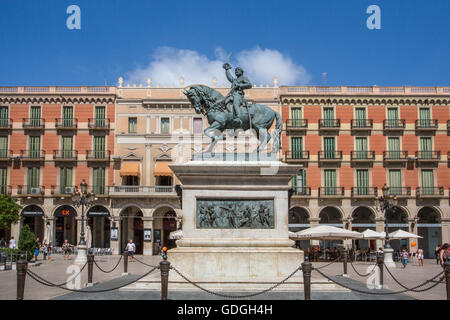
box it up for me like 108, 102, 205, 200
288, 206, 310, 224
319, 206, 343, 224
51, 204, 78, 217
417, 206, 441, 223
351, 206, 376, 223
386, 206, 408, 223
152, 203, 181, 219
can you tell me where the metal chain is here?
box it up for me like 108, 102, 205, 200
170, 265, 302, 299
132, 256, 160, 269
26, 266, 158, 293
93, 255, 123, 273
314, 267, 444, 295
383, 263, 445, 293
349, 261, 378, 277
24, 262, 88, 287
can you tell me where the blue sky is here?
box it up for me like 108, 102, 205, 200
0, 0, 449, 86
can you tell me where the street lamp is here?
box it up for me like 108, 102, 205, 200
72, 179, 95, 265
375, 183, 398, 267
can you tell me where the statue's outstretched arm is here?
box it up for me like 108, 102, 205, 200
225, 69, 235, 83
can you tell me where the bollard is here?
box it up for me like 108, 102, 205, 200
160, 256, 171, 300
301, 256, 312, 300
342, 248, 348, 277
16, 254, 28, 300
377, 253, 384, 288
87, 254, 94, 286
445, 258, 450, 300
122, 251, 129, 275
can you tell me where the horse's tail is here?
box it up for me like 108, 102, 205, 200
271, 111, 283, 151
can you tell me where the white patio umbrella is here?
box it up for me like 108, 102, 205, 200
361, 229, 385, 240
169, 229, 183, 240
388, 229, 423, 239
293, 225, 364, 240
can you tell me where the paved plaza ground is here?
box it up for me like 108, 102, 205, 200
0, 254, 446, 300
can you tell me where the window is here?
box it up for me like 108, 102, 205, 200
323, 137, 335, 159
0, 136, 7, 158
161, 118, 170, 134
61, 136, 73, 159
291, 137, 303, 159
27, 167, 40, 189
323, 169, 336, 195
291, 107, 302, 127
128, 117, 137, 133
419, 137, 432, 159
0, 107, 8, 127
421, 170, 434, 195
419, 108, 431, 128
62, 106, 73, 127
60, 167, 73, 193
355, 108, 366, 127
323, 107, 334, 127
93, 136, 105, 159
356, 169, 369, 195
95, 106, 106, 127
389, 170, 402, 195
193, 118, 203, 134
355, 137, 368, 159
387, 108, 399, 127
292, 170, 307, 195
29, 136, 41, 158
93, 167, 105, 194
30, 106, 41, 127
0, 168, 7, 194
387, 137, 400, 159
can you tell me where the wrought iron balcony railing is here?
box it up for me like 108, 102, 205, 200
0, 185, 12, 195
319, 119, 340, 129
88, 186, 108, 196
285, 119, 308, 130
291, 187, 311, 196
416, 187, 444, 197
383, 151, 408, 161
20, 150, 45, 161
387, 186, 411, 196
351, 187, 378, 197
85, 150, 110, 161
285, 151, 310, 161
415, 119, 438, 130
0, 149, 13, 160
318, 151, 343, 160
88, 118, 110, 129
108, 186, 176, 194
53, 150, 78, 161
383, 119, 406, 130
0, 118, 12, 129
351, 119, 373, 129
51, 185, 77, 195
22, 118, 45, 129
350, 151, 376, 161
415, 151, 440, 161
318, 187, 345, 197
55, 118, 78, 129
17, 185, 45, 196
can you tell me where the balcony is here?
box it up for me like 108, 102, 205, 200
291, 187, 311, 197
20, 150, 45, 164
383, 119, 406, 132
351, 187, 378, 199
0, 185, 12, 195
51, 185, 77, 197
0, 149, 13, 162
415, 151, 440, 164
350, 119, 373, 133
53, 150, 78, 162
318, 187, 345, 198
387, 186, 411, 198
415, 119, 438, 133
0, 118, 12, 131
17, 185, 45, 197
55, 118, 78, 131
88, 186, 109, 197
284, 151, 310, 164
22, 118, 45, 130
383, 151, 408, 164
416, 187, 444, 199
86, 150, 110, 162
88, 118, 110, 131
318, 151, 343, 164
285, 119, 308, 135
319, 119, 340, 132
108, 185, 177, 198
350, 151, 376, 163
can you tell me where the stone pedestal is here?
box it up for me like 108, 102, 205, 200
383, 247, 396, 268
124, 159, 345, 292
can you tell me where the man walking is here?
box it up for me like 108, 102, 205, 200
9, 236, 16, 249
126, 239, 136, 262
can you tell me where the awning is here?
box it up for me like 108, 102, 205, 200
120, 162, 140, 177
154, 162, 173, 177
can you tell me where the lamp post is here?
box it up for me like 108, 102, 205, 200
73, 179, 95, 265
376, 184, 398, 268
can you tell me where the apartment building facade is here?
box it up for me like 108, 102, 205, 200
281, 86, 450, 258
0, 86, 115, 249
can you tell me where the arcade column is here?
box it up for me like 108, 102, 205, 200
142, 218, 153, 256
110, 217, 121, 255
309, 218, 320, 246
375, 218, 385, 250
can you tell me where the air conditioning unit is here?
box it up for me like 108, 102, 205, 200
31, 187, 41, 194
64, 187, 75, 194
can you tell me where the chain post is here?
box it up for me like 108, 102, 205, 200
445, 258, 450, 300
301, 256, 312, 300
122, 251, 128, 275
160, 253, 170, 300
343, 248, 348, 277
16, 254, 28, 300
377, 253, 384, 288
87, 254, 94, 286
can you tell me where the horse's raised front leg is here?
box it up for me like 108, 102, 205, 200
204, 121, 224, 153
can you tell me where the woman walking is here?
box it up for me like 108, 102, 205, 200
62, 240, 72, 260
401, 248, 409, 268
417, 248, 424, 267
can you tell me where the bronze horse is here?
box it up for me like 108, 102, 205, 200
184, 85, 282, 153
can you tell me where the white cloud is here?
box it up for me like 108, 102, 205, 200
125, 46, 310, 87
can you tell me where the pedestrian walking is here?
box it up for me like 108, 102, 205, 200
417, 248, 424, 267
42, 242, 48, 260
439, 243, 449, 284
34, 237, 41, 262
401, 248, 409, 268
435, 244, 441, 265
0, 237, 6, 248
125, 239, 136, 262
9, 236, 16, 249
62, 240, 72, 260
47, 242, 52, 261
